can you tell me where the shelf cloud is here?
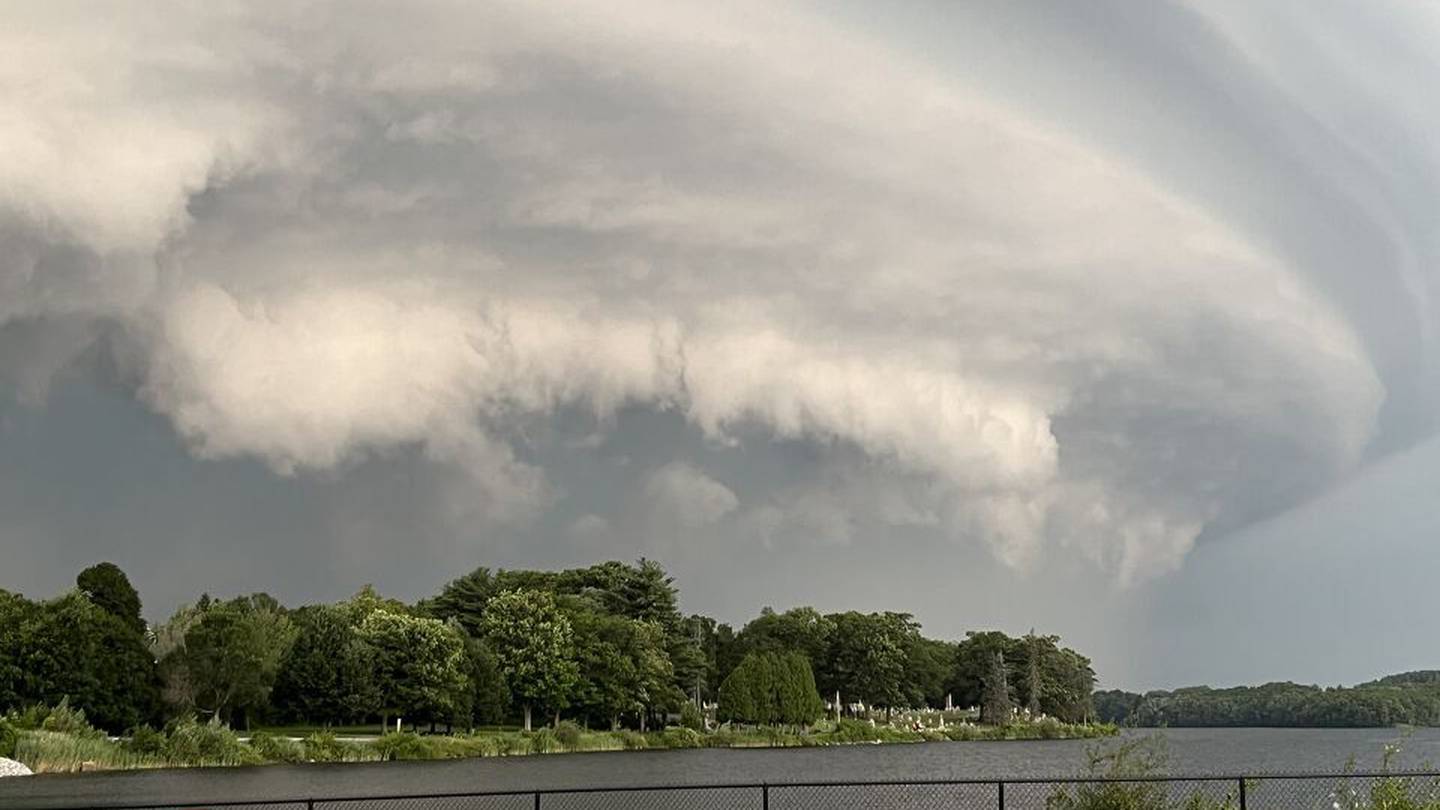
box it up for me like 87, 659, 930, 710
4, 0, 1436, 590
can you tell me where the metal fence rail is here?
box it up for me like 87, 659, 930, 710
48, 772, 1440, 810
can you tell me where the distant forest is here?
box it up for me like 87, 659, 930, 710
1096, 673, 1440, 728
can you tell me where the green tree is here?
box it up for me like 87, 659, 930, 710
76, 562, 146, 636
733, 607, 835, 690
718, 652, 766, 724
952, 630, 1016, 710
775, 651, 825, 727
1024, 631, 1044, 716
825, 611, 907, 718
480, 589, 578, 731
422, 567, 498, 637
981, 649, 1013, 725
2, 590, 159, 732
718, 651, 821, 727
271, 604, 379, 725
0, 589, 38, 712
358, 609, 470, 728
569, 607, 679, 730
903, 636, 955, 709
460, 633, 509, 727
170, 595, 296, 726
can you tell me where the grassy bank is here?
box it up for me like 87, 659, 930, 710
2, 705, 1115, 774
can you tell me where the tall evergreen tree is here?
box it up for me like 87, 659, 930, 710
1025, 632, 1043, 716
981, 650, 1013, 725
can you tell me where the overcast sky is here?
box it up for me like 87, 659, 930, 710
3, 1, 1439, 691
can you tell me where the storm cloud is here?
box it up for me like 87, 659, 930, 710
3, 1, 1439, 681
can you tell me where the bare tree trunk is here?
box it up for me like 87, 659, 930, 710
523, 704, 533, 732
553, 710, 560, 729
611, 715, 620, 731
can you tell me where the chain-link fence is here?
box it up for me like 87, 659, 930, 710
46, 772, 1440, 810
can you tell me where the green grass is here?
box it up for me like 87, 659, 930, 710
8, 709, 1114, 774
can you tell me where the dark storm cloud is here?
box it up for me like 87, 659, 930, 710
1, 0, 1438, 684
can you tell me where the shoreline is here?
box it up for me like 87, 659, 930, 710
11, 720, 1117, 774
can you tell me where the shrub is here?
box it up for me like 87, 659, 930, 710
0, 718, 17, 759
13, 729, 148, 773
40, 698, 102, 738
529, 728, 562, 754
8, 704, 51, 731
125, 725, 166, 756
679, 702, 704, 731
829, 718, 881, 743
371, 732, 437, 761
1045, 736, 1238, 810
302, 731, 360, 763
661, 727, 702, 749
497, 732, 531, 756
162, 716, 258, 766
555, 721, 583, 750
248, 731, 304, 763
616, 730, 648, 750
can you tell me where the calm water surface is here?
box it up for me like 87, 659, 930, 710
4, 728, 1440, 809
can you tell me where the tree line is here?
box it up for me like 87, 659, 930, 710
1096, 673, 1440, 728
0, 560, 1097, 734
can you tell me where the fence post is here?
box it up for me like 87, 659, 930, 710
763, 783, 770, 810
534, 791, 541, 810
1239, 778, 1247, 810
307, 799, 314, 810
998, 781, 1006, 810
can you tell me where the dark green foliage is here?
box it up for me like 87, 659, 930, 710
679, 701, 704, 731
981, 650, 1013, 725
371, 731, 434, 761
166, 595, 296, 725
358, 609, 470, 724
302, 730, 364, 762
776, 652, 825, 725
246, 730, 304, 763
555, 720, 583, 748
4, 559, 1121, 742
125, 724, 166, 756
0, 716, 17, 758
718, 651, 823, 726
161, 715, 260, 765
76, 562, 146, 636
271, 604, 378, 725
733, 607, 835, 680
0, 591, 160, 732
1093, 689, 1144, 724
428, 560, 699, 710
904, 636, 955, 709
567, 607, 678, 729
662, 726, 702, 748
460, 634, 510, 727
953, 630, 1095, 722
1025, 633, 1044, 715
825, 612, 910, 714
1120, 681, 1440, 727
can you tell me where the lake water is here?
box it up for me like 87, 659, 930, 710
5, 728, 1440, 810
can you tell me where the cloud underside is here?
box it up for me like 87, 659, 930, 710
6, 0, 1423, 583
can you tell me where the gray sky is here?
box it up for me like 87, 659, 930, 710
3, 1, 1439, 691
